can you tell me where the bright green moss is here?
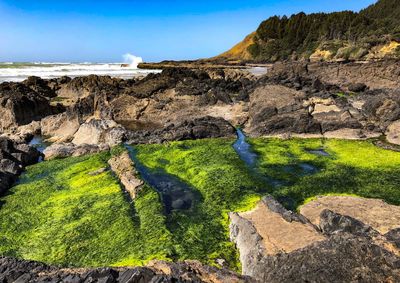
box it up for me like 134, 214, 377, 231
250, 138, 400, 209
135, 138, 264, 270
0, 152, 171, 267
1, 137, 399, 270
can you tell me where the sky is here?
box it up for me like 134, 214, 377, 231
0, 0, 377, 63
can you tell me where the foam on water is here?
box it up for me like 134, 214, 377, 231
0, 55, 159, 82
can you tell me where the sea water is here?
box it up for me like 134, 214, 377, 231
0, 62, 160, 82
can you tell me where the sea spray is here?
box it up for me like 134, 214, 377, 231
123, 53, 143, 68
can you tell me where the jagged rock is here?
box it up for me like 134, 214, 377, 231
108, 151, 144, 199
0, 257, 253, 283
22, 76, 57, 98
126, 116, 236, 144
319, 209, 380, 237
0, 81, 58, 131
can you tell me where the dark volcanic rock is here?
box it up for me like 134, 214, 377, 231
126, 116, 236, 144
348, 82, 367, 93
0, 82, 59, 131
0, 257, 253, 283
22, 76, 57, 98
0, 137, 41, 195
319, 209, 379, 237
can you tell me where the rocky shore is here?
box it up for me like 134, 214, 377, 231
1, 59, 400, 282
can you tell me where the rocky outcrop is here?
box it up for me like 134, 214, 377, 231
0, 81, 60, 132
0, 137, 40, 195
126, 116, 236, 144
108, 151, 144, 199
0, 257, 253, 283
230, 196, 400, 282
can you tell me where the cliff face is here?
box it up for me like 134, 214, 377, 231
217, 0, 400, 62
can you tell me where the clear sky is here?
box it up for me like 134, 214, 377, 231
0, 0, 376, 63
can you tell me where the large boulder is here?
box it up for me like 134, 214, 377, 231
41, 113, 81, 143
72, 119, 126, 146
0, 82, 58, 131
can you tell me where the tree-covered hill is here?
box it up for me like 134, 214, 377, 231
217, 0, 400, 62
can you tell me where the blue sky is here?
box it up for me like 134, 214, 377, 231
0, 0, 376, 62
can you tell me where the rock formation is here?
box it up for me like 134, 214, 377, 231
230, 196, 400, 282
0, 137, 40, 195
0, 257, 253, 283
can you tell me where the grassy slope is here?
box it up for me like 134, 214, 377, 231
135, 138, 264, 270
215, 32, 256, 61
250, 138, 400, 209
0, 152, 172, 267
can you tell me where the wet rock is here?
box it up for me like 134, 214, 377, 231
0, 137, 41, 195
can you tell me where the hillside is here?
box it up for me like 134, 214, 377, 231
217, 0, 400, 62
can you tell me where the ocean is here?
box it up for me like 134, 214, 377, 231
0, 62, 160, 82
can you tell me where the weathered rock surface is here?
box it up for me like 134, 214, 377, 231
0, 257, 253, 283
43, 143, 110, 160
72, 119, 126, 146
230, 196, 400, 282
386, 120, 400, 145
300, 196, 400, 235
238, 197, 325, 256
108, 151, 144, 199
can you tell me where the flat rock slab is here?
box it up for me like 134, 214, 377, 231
300, 196, 400, 234
240, 201, 325, 255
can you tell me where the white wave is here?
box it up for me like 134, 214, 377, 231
0, 61, 159, 83
123, 53, 143, 68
